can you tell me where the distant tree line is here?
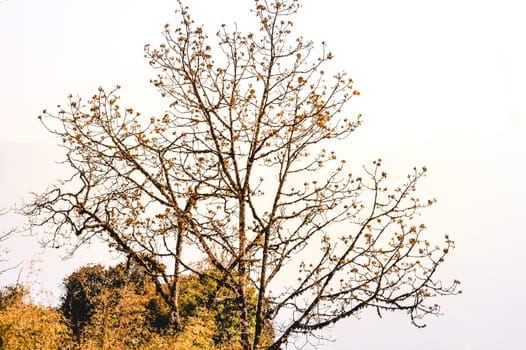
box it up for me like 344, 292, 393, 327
0, 261, 273, 349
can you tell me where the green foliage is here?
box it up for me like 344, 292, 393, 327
179, 272, 239, 345
178, 272, 273, 347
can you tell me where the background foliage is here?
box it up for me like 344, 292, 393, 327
0, 262, 273, 349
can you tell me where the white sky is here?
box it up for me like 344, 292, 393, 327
1, 0, 525, 349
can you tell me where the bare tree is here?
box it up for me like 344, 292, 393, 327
23, 1, 460, 349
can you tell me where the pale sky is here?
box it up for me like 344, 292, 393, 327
1, 0, 525, 349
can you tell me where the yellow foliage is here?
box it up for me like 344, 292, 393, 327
79, 286, 157, 349
0, 287, 73, 350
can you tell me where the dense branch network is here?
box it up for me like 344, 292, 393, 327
23, 1, 459, 349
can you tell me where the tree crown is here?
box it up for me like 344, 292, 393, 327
24, 1, 460, 348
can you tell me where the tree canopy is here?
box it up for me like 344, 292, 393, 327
23, 0, 460, 348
